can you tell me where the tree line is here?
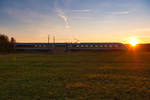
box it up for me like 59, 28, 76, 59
0, 34, 16, 52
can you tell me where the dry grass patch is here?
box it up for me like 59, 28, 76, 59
66, 82, 90, 89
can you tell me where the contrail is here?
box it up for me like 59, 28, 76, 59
56, 8, 70, 29
54, 0, 70, 29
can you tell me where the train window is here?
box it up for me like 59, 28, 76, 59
85, 45, 88, 47
99, 45, 103, 48
115, 45, 118, 47
95, 45, 98, 47
90, 45, 93, 47
43, 45, 46, 47
76, 45, 80, 47
109, 45, 112, 48
81, 45, 84, 47
104, 45, 107, 48
68, 45, 72, 47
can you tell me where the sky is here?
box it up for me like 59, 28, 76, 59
0, 0, 150, 43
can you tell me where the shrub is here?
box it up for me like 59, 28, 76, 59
0, 34, 16, 52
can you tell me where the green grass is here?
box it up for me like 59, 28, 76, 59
0, 51, 150, 100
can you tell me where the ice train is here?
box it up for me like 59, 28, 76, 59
15, 43, 127, 51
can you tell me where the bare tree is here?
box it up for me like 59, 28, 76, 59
10, 37, 16, 50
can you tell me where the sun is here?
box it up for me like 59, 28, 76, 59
129, 37, 139, 46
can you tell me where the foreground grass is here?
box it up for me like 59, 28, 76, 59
0, 51, 150, 100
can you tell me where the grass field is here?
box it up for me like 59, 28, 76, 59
0, 51, 150, 100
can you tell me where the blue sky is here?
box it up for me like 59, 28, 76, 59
0, 0, 150, 43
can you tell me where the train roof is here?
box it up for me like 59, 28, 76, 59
70, 43, 124, 45
15, 43, 65, 45
16, 42, 124, 45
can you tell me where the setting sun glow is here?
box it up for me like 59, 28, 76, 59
129, 38, 139, 46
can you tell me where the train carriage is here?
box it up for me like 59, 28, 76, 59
67, 43, 127, 51
15, 43, 52, 51
15, 43, 127, 51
